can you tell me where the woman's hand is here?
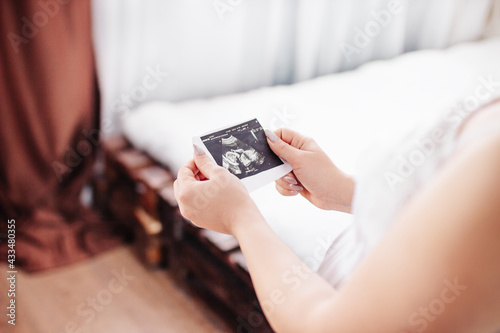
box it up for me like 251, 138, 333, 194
265, 128, 354, 213
174, 145, 262, 234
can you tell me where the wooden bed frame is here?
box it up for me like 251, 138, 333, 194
92, 136, 273, 332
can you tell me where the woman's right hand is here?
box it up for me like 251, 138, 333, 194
265, 128, 354, 213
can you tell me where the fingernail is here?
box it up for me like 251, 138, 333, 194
289, 190, 298, 195
193, 144, 205, 156
289, 184, 303, 191
283, 176, 297, 185
265, 129, 279, 143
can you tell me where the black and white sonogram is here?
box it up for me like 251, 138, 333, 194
200, 119, 285, 179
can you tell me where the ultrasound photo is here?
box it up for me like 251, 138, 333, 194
199, 119, 284, 179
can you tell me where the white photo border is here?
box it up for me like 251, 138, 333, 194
192, 118, 292, 192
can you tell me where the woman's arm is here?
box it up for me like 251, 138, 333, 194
231, 212, 338, 332
174, 149, 340, 331
176, 133, 500, 332
234, 132, 500, 332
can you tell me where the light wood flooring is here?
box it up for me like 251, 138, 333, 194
0, 246, 231, 333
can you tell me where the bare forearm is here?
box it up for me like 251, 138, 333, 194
328, 172, 355, 213
232, 212, 338, 332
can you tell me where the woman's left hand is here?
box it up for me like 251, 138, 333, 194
174, 145, 261, 235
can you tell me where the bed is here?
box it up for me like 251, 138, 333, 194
122, 36, 500, 265
99, 37, 500, 331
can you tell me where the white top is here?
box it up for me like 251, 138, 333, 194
317, 100, 500, 288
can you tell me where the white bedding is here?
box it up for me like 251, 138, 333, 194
122, 37, 500, 270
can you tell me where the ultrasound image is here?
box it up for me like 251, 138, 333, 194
201, 119, 284, 179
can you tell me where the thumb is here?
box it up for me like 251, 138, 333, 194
193, 144, 222, 178
264, 129, 300, 164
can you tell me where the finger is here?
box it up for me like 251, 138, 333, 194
276, 178, 304, 191
275, 183, 299, 196
195, 170, 208, 181
175, 163, 198, 202
281, 172, 298, 185
193, 144, 225, 179
265, 129, 302, 163
196, 173, 208, 181
173, 179, 182, 203
273, 128, 311, 150
177, 160, 198, 184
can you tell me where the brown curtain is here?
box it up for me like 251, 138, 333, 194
0, 0, 119, 272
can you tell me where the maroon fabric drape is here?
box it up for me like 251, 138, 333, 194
0, 0, 119, 272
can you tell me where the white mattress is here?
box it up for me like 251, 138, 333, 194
122, 37, 500, 270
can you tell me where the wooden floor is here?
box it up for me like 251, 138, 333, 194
0, 246, 231, 333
